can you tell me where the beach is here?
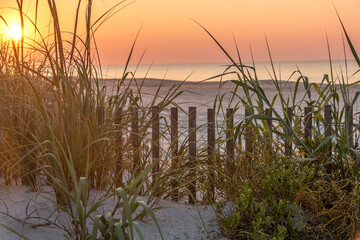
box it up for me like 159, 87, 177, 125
106, 78, 360, 114
1, 78, 360, 239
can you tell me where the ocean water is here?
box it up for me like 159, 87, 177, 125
101, 60, 360, 83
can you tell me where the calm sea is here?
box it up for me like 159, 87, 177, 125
101, 60, 360, 83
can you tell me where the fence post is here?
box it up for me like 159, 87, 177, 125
265, 108, 273, 155
285, 107, 293, 156
245, 108, 253, 160
207, 108, 215, 202
131, 107, 140, 176
96, 105, 105, 189
171, 107, 179, 201
226, 108, 234, 169
189, 107, 197, 204
345, 105, 353, 148
0, 109, 2, 182
115, 107, 123, 187
265, 108, 272, 132
97, 106, 104, 126
304, 107, 313, 140
152, 106, 160, 174
324, 105, 332, 162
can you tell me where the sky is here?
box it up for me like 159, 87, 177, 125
1, 0, 360, 65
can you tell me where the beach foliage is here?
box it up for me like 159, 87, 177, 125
195, 10, 360, 239
0, 0, 172, 239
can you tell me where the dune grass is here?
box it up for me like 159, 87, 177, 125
0, 0, 175, 239
194, 13, 360, 239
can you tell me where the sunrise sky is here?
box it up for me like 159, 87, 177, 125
1, 0, 360, 65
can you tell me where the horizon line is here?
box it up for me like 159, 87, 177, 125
99, 58, 356, 67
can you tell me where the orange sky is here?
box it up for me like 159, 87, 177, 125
1, 0, 360, 65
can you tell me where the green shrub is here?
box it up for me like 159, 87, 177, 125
219, 166, 312, 239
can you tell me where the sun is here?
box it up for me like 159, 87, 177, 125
6, 24, 22, 41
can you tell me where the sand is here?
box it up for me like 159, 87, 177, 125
0, 185, 226, 240
105, 78, 360, 113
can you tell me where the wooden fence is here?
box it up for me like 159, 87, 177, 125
112, 104, 356, 203
0, 104, 356, 203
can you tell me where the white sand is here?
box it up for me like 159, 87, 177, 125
106, 78, 360, 113
0, 185, 227, 240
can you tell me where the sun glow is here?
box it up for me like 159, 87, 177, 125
6, 24, 22, 41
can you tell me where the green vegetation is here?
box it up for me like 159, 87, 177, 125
197, 13, 360, 239
0, 0, 171, 239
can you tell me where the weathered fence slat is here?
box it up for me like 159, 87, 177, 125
96, 105, 105, 189
0, 107, 2, 180
245, 108, 253, 159
304, 107, 313, 140
265, 108, 272, 132
345, 105, 353, 148
226, 108, 234, 166
131, 107, 140, 175
324, 105, 332, 161
285, 107, 293, 156
171, 107, 179, 201
265, 108, 273, 155
207, 108, 215, 201
115, 107, 123, 187
97, 105, 104, 126
152, 106, 160, 174
189, 107, 197, 204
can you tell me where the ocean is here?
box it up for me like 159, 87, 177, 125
101, 60, 360, 83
